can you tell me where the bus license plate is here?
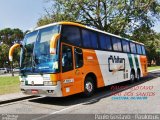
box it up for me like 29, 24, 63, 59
31, 90, 38, 94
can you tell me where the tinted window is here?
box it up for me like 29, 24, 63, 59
62, 25, 81, 46
75, 48, 83, 68
99, 33, 112, 50
82, 29, 98, 48
112, 37, 122, 51
35, 26, 55, 58
82, 29, 90, 47
122, 40, 130, 53
62, 45, 73, 72
90, 31, 98, 48
136, 44, 142, 54
130, 42, 137, 54
141, 45, 146, 55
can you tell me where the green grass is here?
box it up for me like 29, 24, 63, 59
148, 66, 160, 71
0, 76, 20, 95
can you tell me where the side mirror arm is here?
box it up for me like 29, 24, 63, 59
9, 43, 22, 61
50, 34, 60, 54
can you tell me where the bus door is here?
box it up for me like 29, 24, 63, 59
60, 43, 83, 96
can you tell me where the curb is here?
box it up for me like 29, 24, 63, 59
0, 95, 37, 105
148, 69, 160, 72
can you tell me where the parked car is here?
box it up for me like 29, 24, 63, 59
0, 68, 8, 74
13, 68, 20, 72
6, 68, 11, 73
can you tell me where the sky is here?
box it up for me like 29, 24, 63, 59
153, 20, 160, 33
0, 0, 160, 33
0, 0, 51, 32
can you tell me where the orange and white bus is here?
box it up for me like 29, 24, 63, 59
9, 22, 148, 97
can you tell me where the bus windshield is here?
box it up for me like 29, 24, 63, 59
20, 25, 60, 74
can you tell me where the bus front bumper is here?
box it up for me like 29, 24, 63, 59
20, 81, 63, 97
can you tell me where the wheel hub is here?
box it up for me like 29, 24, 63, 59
131, 74, 135, 81
86, 82, 93, 92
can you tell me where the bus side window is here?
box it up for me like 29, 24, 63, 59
136, 44, 142, 54
61, 25, 81, 47
122, 40, 130, 53
99, 33, 106, 50
62, 45, 73, 72
74, 48, 83, 68
82, 29, 91, 48
99, 33, 112, 50
130, 42, 137, 54
82, 29, 98, 49
90, 31, 98, 49
112, 37, 122, 51
141, 45, 146, 55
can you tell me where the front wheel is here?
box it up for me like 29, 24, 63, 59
83, 77, 95, 97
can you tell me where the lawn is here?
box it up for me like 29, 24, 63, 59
148, 66, 160, 71
0, 76, 20, 95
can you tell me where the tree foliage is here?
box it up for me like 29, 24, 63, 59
0, 44, 10, 67
38, 0, 160, 35
0, 28, 24, 68
0, 28, 23, 45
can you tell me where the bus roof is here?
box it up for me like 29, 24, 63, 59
34, 21, 144, 45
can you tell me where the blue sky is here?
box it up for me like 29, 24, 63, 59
0, 0, 160, 33
0, 0, 51, 32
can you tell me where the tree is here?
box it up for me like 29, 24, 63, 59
38, 0, 160, 36
0, 28, 23, 46
0, 44, 10, 67
154, 33, 160, 65
0, 28, 24, 68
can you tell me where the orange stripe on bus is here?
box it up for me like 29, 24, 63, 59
140, 55, 148, 77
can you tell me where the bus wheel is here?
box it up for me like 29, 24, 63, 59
137, 70, 141, 81
83, 77, 95, 97
130, 71, 135, 83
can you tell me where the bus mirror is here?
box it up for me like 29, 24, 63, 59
50, 33, 60, 54
9, 43, 21, 61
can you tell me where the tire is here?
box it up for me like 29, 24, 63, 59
136, 70, 141, 81
130, 71, 135, 83
83, 77, 95, 97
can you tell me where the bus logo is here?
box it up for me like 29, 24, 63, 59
108, 55, 125, 74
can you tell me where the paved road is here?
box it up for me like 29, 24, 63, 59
0, 71, 160, 120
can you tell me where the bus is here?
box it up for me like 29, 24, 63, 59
9, 22, 148, 97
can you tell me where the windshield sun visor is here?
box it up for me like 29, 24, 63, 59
50, 33, 60, 54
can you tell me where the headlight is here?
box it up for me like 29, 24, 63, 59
43, 81, 57, 86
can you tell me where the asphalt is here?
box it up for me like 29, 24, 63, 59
0, 92, 36, 105
0, 69, 159, 105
